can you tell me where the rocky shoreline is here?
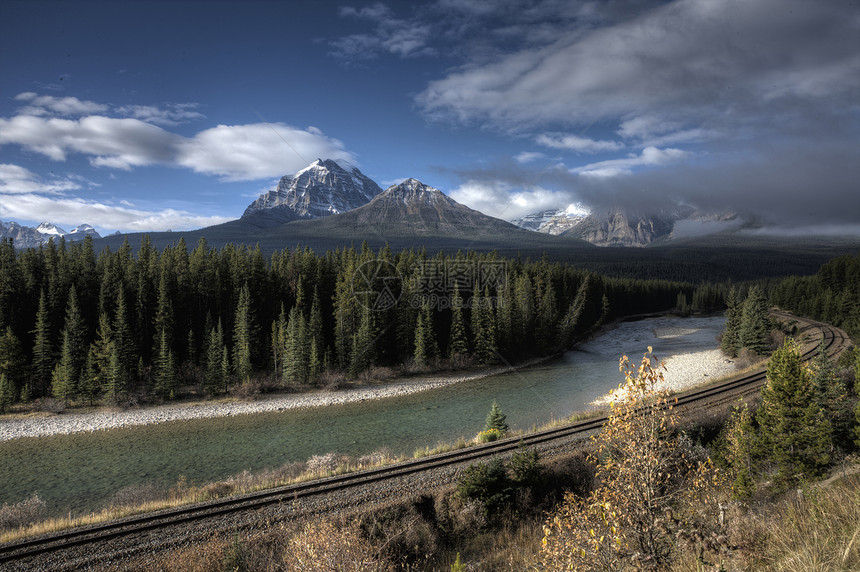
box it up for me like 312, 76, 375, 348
0, 361, 545, 443
0, 347, 738, 442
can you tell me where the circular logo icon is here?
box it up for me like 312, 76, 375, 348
352, 259, 403, 311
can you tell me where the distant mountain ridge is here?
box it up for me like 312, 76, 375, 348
510, 205, 589, 235
241, 158, 382, 227
513, 203, 740, 247
1, 221, 101, 248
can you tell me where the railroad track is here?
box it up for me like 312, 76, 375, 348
0, 313, 850, 567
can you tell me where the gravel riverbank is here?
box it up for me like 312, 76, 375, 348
0, 361, 545, 442
590, 348, 737, 405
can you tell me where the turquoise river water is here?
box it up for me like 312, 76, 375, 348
0, 316, 725, 517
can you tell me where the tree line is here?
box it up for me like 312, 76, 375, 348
0, 236, 708, 410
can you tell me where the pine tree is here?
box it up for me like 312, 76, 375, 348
30, 289, 54, 397
721, 286, 742, 357
448, 285, 469, 358
350, 304, 376, 377
51, 336, 75, 405
0, 327, 25, 401
86, 311, 113, 403
60, 285, 87, 389
154, 327, 175, 399
284, 306, 309, 384
739, 285, 770, 355
756, 338, 832, 489
272, 304, 287, 380
471, 286, 497, 364
0, 372, 13, 413
108, 288, 134, 403
484, 401, 509, 434
536, 278, 559, 354
205, 321, 226, 395
233, 283, 254, 383
811, 340, 852, 447
307, 288, 324, 382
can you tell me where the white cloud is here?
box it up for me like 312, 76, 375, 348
514, 151, 545, 163
0, 114, 178, 166
14, 92, 109, 116
0, 107, 356, 182
333, 2, 435, 60
0, 164, 82, 195
0, 193, 232, 233
575, 147, 689, 177
448, 179, 578, 220
536, 133, 623, 153
114, 103, 205, 126
176, 123, 357, 181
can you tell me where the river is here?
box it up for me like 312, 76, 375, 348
0, 315, 725, 517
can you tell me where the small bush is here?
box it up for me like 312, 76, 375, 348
0, 495, 47, 531
234, 378, 261, 400
109, 482, 169, 509
476, 428, 502, 443
306, 452, 348, 474
319, 370, 347, 390
457, 458, 511, 517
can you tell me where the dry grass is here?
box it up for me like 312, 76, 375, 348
752, 474, 860, 571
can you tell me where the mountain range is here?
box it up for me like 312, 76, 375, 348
6, 158, 860, 282
0, 221, 101, 249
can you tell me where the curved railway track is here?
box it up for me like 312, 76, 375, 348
0, 312, 850, 567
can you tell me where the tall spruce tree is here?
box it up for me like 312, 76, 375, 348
739, 285, 770, 355
448, 285, 469, 358
721, 286, 742, 357
233, 283, 254, 383
154, 327, 175, 399
350, 303, 376, 377
0, 372, 13, 413
471, 286, 497, 364
756, 338, 832, 489
811, 340, 852, 447
0, 327, 25, 403
205, 320, 226, 395
30, 289, 54, 397
51, 335, 76, 404
283, 306, 309, 384
61, 285, 87, 388
413, 302, 438, 368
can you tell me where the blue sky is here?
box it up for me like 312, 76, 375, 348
1, 0, 859, 235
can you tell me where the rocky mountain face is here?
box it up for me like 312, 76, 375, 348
242, 159, 383, 227
510, 204, 589, 235
1, 221, 101, 248
287, 178, 531, 238
512, 202, 742, 247
561, 206, 696, 247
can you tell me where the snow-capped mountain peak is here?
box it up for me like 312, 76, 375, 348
242, 158, 383, 225
36, 222, 69, 236
510, 205, 589, 235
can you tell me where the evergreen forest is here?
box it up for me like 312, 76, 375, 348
0, 236, 727, 410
